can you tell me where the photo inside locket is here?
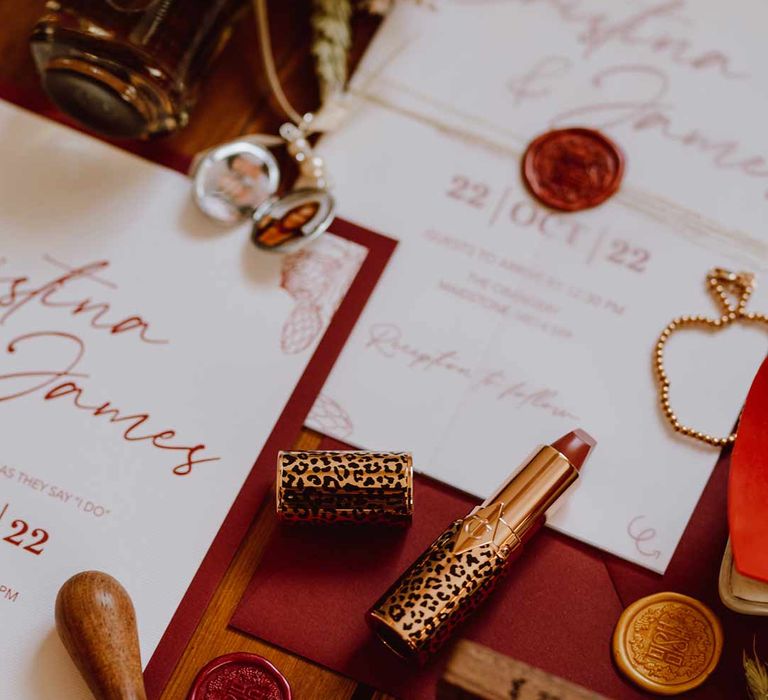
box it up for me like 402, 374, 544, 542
254, 192, 326, 249
210, 151, 273, 211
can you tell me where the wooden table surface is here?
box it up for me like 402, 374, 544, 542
0, 2, 392, 698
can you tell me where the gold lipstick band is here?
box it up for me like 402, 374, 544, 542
276, 450, 413, 525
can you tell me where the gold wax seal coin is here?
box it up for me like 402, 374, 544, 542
612, 592, 723, 695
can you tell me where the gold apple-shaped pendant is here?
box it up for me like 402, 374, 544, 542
654, 268, 768, 447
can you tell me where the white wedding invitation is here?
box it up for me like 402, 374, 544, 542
0, 102, 365, 698
308, 0, 768, 571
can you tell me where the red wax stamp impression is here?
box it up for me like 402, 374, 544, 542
522, 127, 624, 212
188, 652, 292, 700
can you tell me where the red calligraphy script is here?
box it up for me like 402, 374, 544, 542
0, 253, 220, 475
0, 256, 167, 344
0, 332, 219, 475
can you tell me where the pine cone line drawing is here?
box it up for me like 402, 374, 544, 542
279, 237, 367, 355
308, 393, 354, 439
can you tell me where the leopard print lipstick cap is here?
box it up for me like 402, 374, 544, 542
276, 451, 413, 525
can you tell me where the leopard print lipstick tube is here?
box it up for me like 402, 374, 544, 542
276, 451, 413, 524
366, 430, 595, 660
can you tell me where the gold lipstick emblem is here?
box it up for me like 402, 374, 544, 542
452, 503, 519, 557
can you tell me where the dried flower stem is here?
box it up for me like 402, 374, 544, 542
311, 0, 352, 105
745, 644, 768, 700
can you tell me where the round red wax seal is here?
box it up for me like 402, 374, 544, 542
188, 652, 292, 700
522, 127, 624, 212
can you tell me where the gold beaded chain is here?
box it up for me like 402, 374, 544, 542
654, 268, 768, 447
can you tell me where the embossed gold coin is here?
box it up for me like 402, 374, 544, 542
612, 592, 723, 695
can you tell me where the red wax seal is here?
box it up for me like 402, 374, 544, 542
188, 652, 292, 700
522, 127, 624, 212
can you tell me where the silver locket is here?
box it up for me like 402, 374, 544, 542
190, 123, 335, 253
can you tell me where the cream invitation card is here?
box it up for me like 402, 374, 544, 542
308, 0, 768, 572
0, 102, 365, 698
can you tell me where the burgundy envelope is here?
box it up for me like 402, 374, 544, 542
231, 437, 764, 699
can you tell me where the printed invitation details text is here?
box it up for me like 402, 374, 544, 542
308, 0, 768, 571
0, 102, 365, 699
358, 0, 768, 237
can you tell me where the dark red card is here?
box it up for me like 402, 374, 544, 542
231, 437, 764, 699
142, 222, 396, 697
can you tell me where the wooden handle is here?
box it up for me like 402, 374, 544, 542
55, 571, 147, 700
438, 639, 608, 700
